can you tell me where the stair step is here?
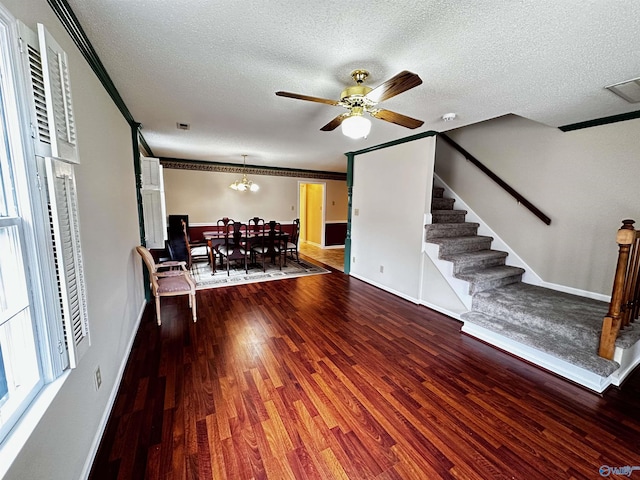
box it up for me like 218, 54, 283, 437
426, 235, 493, 255
461, 311, 619, 377
425, 222, 479, 239
440, 250, 509, 274
431, 197, 455, 210
470, 283, 608, 348
431, 209, 467, 224
455, 265, 525, 294
432, 186, 444, 198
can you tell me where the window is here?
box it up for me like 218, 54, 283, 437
0, 5, 88, 447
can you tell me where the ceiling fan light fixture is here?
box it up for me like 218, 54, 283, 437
341, 114, 371, 139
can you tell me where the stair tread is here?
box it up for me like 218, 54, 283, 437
431, 209, 467, 215
472, 283, 608, 326
441, 250, 508, 262
426, 235, 493, 245
461, 311, 619, 376
455, 265, 525, 282
426, 222, 480, 229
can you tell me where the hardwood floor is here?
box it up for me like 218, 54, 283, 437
89, 263, 640, 479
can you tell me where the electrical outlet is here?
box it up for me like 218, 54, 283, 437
354, 208, 359, 216
380, 265, 384, 273
94, 366, 102, 390
291, 205, 294, 210
352, 256, 356, 263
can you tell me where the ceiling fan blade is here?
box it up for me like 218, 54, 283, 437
320, 113, 349, 131
365, 71, 423, 103
370, 109, 424, 129
275, 91, 339, 106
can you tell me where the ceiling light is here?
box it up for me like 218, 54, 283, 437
442, 113, 457, 122
229, 155, 259, 192
341, 111, 372, 139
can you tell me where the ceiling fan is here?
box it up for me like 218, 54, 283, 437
275, 69, 424, 138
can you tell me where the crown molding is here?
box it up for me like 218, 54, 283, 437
559, 109, 640, 132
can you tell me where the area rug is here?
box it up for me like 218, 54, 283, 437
191, 258, 329, 290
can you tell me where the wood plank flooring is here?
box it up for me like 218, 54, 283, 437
89, 258, 640, 479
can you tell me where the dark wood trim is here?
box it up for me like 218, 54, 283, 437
559, 109, 640, 132
159, 157, 347, 181
439, 133, 552, 225
131, 123, 150, 299
47, 0, 136, 126
344, 153, 354, 274
347, 130, 438, 156
138, 129, 155, 157
325, 222, 347, 246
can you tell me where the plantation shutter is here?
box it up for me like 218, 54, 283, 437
20, 23, 87, 367
141, 157, 167, 249
17, 21, 52, 157
44, 157, 89, 366
37, 23, 78, 164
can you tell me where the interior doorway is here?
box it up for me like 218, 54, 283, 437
298, 182, 325, 247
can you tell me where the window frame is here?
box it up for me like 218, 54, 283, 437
0, 1, 88, 465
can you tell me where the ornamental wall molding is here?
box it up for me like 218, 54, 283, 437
159, 158, 346, 181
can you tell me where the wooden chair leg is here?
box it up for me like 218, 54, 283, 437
155, 295, 162, 326
191, 293, 197, 322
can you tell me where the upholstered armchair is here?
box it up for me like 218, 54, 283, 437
136, 246, 197, 326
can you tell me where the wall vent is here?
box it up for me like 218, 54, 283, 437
176, 122, 190, 130
606, 77, 640, 103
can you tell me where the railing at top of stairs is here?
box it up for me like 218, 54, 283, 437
438, 133, 551, 225
599, 219, 640, 360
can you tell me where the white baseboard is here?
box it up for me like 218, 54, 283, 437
461, 322, 614, 393
612, 340, 640, 387
80, 300, 147, 480
418, 300, 464, 321
349, 272, 420, 305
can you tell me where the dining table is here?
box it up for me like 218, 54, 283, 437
203, 227, 289, 273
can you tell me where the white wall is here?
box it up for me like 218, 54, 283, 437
350, 137, 436, 301
163, 167, 347, 224
436, 114, 640, 295
4, 1, 146, 479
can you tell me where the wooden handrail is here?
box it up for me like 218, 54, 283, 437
438, 133, 551, 225
599, 220, 640, 360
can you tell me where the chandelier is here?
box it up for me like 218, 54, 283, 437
229, 155, 259, 192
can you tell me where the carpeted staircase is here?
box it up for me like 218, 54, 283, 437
425, 186, 622, 380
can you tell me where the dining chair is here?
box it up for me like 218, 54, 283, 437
252, 220, 284, 271
181, 219, 209, 269
248, 216, 264, 235
218, 221, 249, 275
136, 245, 197, 326
208, 217, 235, 270
283, 218, 300, 265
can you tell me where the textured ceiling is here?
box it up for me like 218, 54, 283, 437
66, 0, 640, 173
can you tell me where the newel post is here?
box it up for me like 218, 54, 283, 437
599, 220, 636, 360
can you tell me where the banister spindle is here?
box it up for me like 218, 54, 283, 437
599, 220, 636, 359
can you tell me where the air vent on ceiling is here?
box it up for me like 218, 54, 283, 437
176, 122, 190, 130
606, 77, 640, 103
